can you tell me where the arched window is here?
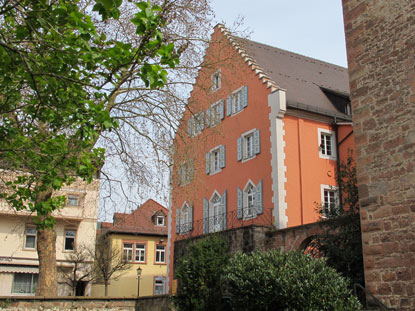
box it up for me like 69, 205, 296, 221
210, 193, 221, 232
244, 182, 255, 218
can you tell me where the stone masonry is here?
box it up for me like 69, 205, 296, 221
342, 0, 415, 309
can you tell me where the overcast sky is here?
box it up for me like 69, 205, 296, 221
210, 0, 348, 68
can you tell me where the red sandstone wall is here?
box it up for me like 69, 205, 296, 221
342, 0, 415, 309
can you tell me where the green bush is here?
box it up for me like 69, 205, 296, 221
223, 250, 362, 311
174, 235, 230, 311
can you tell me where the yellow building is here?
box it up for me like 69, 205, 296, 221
91, 199, 168, 297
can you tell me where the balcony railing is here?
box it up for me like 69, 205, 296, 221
176, 208, 273, 240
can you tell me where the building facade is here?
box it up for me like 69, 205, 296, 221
167, 24, 355, 291
91, 199, 168, 297
0, 177, 99, 296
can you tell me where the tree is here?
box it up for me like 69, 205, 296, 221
0, 0, 212, 295
174, 235, 230, 311
93, 233, 131, 296
309, 154, 364, 287
223, 250, 362, 311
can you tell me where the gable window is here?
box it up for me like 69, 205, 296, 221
237, 179, 263, 220
155, 245, 166, 263
123, 243, 133, 262
318, 128, 336, 160
203, 190, 227, 234
156, 215, 165, 226
237, 129, 260, 161
12, 273, 38, 295
64, 230, 76, 251
24, 227, 37, 250
177, 160, 194, 186
67, 195, 80, 207
321, 185, 338, 217
135, 244, 146, 263
211, 69, 221, 92
205, 145, 225, 175
226, 86, 248, 116
187, 111, 205, 137
154, 276, 166, 295
176, 202, 193, 235
206, 100, 224, 127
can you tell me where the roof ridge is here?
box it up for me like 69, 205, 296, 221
217, 24, 281, 93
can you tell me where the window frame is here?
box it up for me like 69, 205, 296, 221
24, 227, 37, 250
318, 128, 337, 160
156, 215, 165, 227
209, 100, 223, 126
123, 241, 147, 263
155, 244, 166, 264
135, 243, 146, 263
12, 273, 38, 295
243, 181, 256, 219
153, 276, 166, 295
64, 229, 76, 252
320, 184, 339, 218
178, 202, 192, 234
211, 69, 221, 92
66, 194, 80, 207
209, 192, 222, 233
240, 128, 258, 162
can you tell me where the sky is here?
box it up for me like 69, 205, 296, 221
210, 0, 348, 68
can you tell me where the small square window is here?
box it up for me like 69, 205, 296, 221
156, 216, 165, 226
64, 230, 76, 251
211, 69, 221, 92
25, 227, 37, 249
155, 245, 166, 263
67, 195, 79, 207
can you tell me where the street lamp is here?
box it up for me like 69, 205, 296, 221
136, 266, 142, 297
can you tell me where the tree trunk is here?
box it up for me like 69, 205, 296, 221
104, 280, 109, 296
36, 225, 58, 296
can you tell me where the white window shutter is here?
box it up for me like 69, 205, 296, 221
254, 129, 261, 154
189, 159, 194, 181
220, 100, 225, 120
199, 111, 205, 131
226, 95, 232, 116
175, 208, 180, 234
177, 166, 182, 185
256, 179, 263, 215
221, 190, 227, 230
205, 152, 210, 174
237, 187, 243, 219
219, 145, 226, 168
203, 198, 209, 234
187, 117, 193, 136
190, 203, 194, 231
206, 108, 211, 127
242, 86, 248, 108
237, 137, 242, 161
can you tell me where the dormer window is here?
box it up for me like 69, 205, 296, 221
156, 215, 165, 226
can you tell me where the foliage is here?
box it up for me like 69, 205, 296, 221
223, 250, 362, 311
310, 154, 364, 287
174, 235, 230, 311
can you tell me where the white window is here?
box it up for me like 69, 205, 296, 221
237, 129, 260, 161
64, 230, 76, 251
123, 243, 133, 262
211, 69, 221, 92
155, 245, 166, 263
210, 193, 221, 232
12, 273, 38, 295
154, 277, 166, 295
67, 195, 80, 207
244, 183, 256, 218
156, 215, 165, 226
135, 244, 146, 262
321, 185, 338, 217
318, 128, 336, 160
208, 100, 224, 126
227, 86, 248, 116
178, 160, 194, 186
237, 179, 263, 220
187, 112, 205, 137
206, 145, 225, 175
25, 227, 37, 249
177, 202, 192, 235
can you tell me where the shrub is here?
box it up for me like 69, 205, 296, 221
223, 250, 362, 311
174, 235, 230, 311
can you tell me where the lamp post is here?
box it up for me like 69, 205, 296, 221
136, 266, 142, 297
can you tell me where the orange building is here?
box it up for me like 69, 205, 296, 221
167, 25, 354, 291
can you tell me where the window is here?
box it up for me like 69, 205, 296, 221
176, 202, 193, 235
135, 244, 146, 262
226, 86, 248, 116
156, 216, 165, 226
205, 145, 225, 175
123, 243, 133, 262
12, 273, 38, 294
237, 179, 263, 220
25, 227, 37, 249
177, 160, 194, 186
207, 100, 224, 127
154, 276, 166, 295
211, 69, 221, 92
321, 185, 338, 217
237, 129, 260, 161
187, 112, 205, 137
64, 230, 76, 251
210, 193, 221, 232
155, 245, 166, 264
67, 195, 80, 207
203, 190, 227, 234
318, 128, 336, 160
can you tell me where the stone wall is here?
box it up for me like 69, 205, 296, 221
342, 0, 415, 310
0, 295, 170, 311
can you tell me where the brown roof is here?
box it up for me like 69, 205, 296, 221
102, 199, 168, 236
218, 25, 351, 120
